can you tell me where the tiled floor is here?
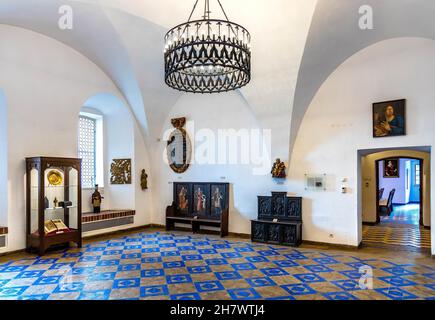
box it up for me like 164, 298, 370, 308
364, 204, 431, 249
0, 230, 434, 300
380, 204, 420, 225
363, 225, 431, 249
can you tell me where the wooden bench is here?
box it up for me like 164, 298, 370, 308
166, 182, 229, 237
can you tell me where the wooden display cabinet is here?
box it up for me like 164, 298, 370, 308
26, 157, 82, 255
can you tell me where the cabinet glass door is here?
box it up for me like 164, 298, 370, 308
30, 167, 39, 235
43, 166, 78, 234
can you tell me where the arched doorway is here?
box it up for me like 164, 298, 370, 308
359, 147, 431, 251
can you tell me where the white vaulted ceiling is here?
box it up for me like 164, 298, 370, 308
1, 0, 435, 161
0, 0, 317, 155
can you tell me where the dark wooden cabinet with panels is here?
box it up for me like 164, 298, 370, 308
26, 157, 82, 255
251, 192, 302, 246
166, 182, 229, 237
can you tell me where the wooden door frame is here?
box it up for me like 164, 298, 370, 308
375, 157, 424, 225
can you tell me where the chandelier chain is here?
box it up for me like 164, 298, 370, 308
187, 0, 200, 23
188, 0, 231, 22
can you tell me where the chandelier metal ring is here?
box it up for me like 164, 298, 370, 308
164, 1, 251, 94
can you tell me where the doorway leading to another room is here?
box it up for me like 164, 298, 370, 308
377, 158, 423, 227
360, 148, 431, 251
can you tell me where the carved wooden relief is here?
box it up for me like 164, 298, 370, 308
252, 223, 265, 241
258, 197, 272, 218
110, 159, 132, 184
267, 224, 280, 242
286, 198, 302, 219
282, 225, 296, 244
271, 193, 286, 217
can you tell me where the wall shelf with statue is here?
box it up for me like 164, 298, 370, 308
26, 157, 82, 255
251, 192, 302, 247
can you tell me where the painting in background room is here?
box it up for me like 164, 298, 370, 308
373, 99, 406, 137
384, 159, 399, 178
193, 184, 209, 216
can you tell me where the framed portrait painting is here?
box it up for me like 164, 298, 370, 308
373, 99, 406, 138
384, 159, 399, 178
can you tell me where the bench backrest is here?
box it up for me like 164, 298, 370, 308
258, 192, 302, 222
172, 182, 229, 220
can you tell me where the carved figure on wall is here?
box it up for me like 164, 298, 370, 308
271, 158, 286, 178
91, 184, 104, 213
140, 169, 148, 190
110, 159, 132, 184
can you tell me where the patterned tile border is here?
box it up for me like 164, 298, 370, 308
82, 210, 135, 224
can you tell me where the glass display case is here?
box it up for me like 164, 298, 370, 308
26, 157, 82, 255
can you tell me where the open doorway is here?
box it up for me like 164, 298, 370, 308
376, 158, 423, 227
360, 148, 431, 251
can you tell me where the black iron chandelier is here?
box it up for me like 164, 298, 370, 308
164, 0, 251, 94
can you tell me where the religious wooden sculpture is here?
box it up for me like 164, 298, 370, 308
91, 184, 103, 213
271, 158, 286, 178
140, 169, 148, 190
110, 159, 132, 184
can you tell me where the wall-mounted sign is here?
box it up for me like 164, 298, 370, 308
305, 174, 327, 191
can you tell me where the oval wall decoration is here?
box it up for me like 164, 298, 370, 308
166, 117, 191, 174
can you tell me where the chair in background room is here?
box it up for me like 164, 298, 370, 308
379, 188, 385, 200
379, 189, 396, 216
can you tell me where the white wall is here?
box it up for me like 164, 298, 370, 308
290, 38, 435, 253
150, 92, 286, 235
0, 25, 153, 252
